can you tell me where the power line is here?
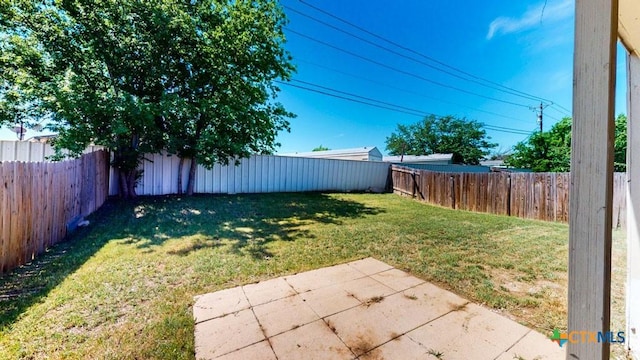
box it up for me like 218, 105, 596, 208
284, 4, 548, 104
296, 58, 532, 125
278, 81, 431, 117
545, 113, 562, 122
554, 103, 572, 114
297, 0, 565, 108
286, 28, 533, 109
276, 80, 534, 136
291, 79, 433, 116
548, 104, 572, 117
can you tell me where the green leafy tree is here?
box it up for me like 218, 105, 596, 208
0, 0, 294, 198
161, 0, 294, 195
312, 145, 330, 151
505, 114, 627, 172
614, 114, 627, 171
385, 115, 497, 164
505, 117, 571, 172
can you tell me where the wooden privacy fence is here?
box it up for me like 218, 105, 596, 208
391, 165, 627, 227
110, 153, 391, 196
0, 150, 110, 274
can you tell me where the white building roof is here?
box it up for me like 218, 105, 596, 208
282, 146, 382, 158
383, 153, 453, 163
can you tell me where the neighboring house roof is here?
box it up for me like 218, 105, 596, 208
383, 153, 453, 163
27, 134, 57, 143
479, 160, 505, 167
282, 146, 383, 160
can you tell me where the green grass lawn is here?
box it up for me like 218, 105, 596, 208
0, 193, 625, 359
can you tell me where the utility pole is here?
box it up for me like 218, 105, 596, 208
530, 102, 550, 132
537, 102, 543, 132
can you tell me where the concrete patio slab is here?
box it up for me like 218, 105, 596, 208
495, 330, 566, 360
299, 283, 361, 318
194, 308, 264, 359
373, 283, 469, 333
194, 257, 565, 360
346, 257, 394, 275
339, 276, 396, 302
269, 320, 353, 360
243, 277, 296, 307
406, 303, 530, 360
284, 263, 365, 293
370, 268, 426, 291
359, 335, 430, 359
324, 296, 403, 356
213, 340, 276, 360
252, 294, 320, 338
193, 287, 251, 323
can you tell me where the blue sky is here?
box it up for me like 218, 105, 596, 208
0, 0, 629, 156
273, 0, 628, 155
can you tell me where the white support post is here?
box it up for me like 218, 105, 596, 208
569, 0, 618, 359
627, 52, 640, 359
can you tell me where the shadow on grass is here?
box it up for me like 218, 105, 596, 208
119, 192, 383, 258
0, 201, 125, 330
0, 192, 382, 329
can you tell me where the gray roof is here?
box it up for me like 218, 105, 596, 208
383, 153, 453, 163
479, 160, 505, 167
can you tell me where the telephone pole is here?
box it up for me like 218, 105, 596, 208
530, 102, 550, 132
537, 102, 543, 132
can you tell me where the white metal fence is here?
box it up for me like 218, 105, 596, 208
111, 152, 391, 196
0, 141, 390, 196
0, 140, 101, 162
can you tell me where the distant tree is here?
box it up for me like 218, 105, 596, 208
385, 115, 497, 164
505, 114, 627, 172
312, 145, 330, 151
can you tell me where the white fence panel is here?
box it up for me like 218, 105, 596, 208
1, 141, 390, 196
0, 140, 101, 162
109, 153, 390, 196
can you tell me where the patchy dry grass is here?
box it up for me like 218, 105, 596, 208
611, 230, 630, 360
0, 193, 626, 358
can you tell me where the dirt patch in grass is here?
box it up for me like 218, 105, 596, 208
489, 268, 566, 296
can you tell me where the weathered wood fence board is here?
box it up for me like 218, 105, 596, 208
391, 165, 626, 227
0, 150, 109, 274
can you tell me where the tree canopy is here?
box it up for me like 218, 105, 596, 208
505, 114, 627, 172
385, 115, 497, 165
0, 0, 294, 197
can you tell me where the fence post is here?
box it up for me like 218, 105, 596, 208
507, 174, 511, 217
411, 171, 416, 198
450, 175, 455, 209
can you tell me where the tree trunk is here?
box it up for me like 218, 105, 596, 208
185, 116, 204, 196
177, 157, 184, 195
186, 156, 197, 196
118, 170, 128, 199
126, 170, 137, 199
113, 134, 141, 199
117, 168, 138, 199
